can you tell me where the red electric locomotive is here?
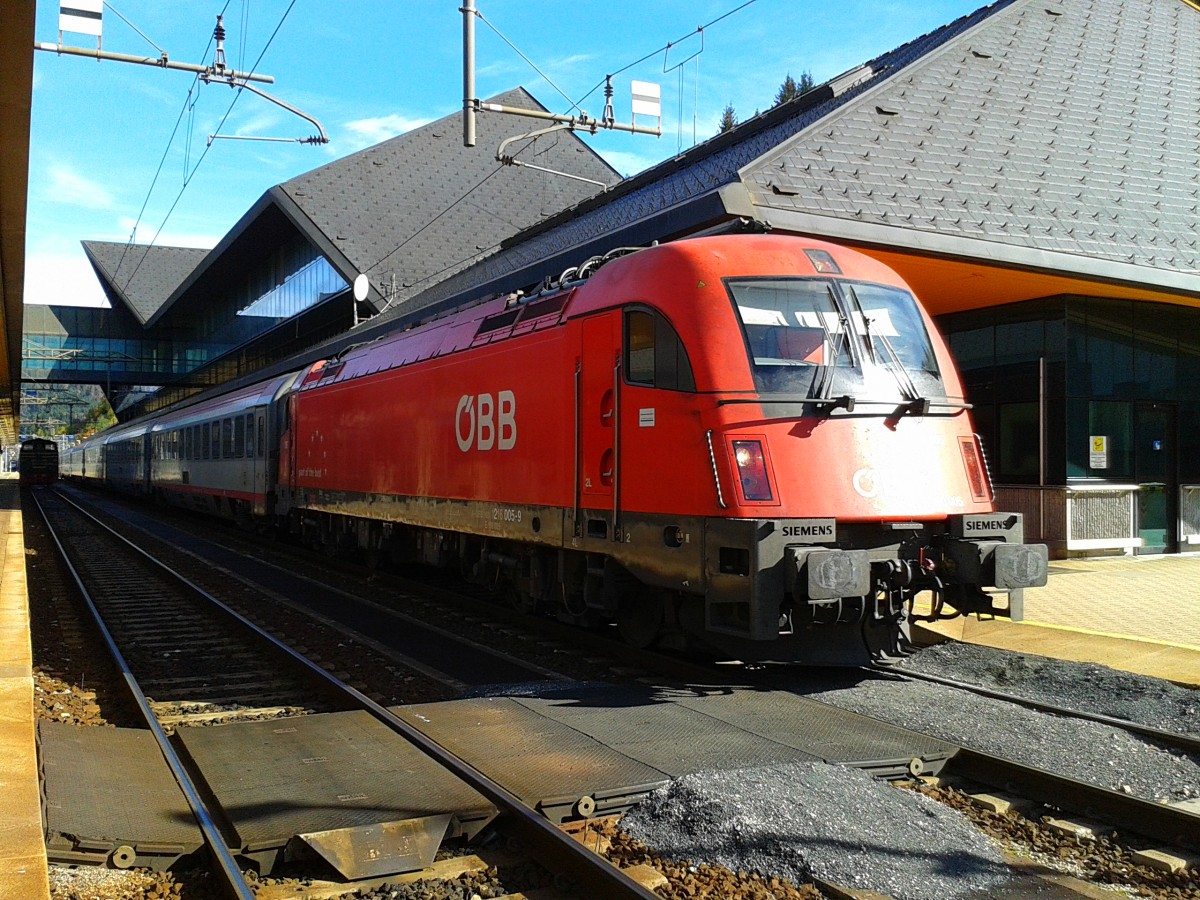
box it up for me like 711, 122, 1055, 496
273, 234, 1047, 664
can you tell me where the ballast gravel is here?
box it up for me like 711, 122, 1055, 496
621, 761, 1013, 900
801, 668, 1200, 803
898, 641, 1200, 735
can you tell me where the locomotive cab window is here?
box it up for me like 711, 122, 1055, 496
727, 278, 943, 399
625, 309, 695, 391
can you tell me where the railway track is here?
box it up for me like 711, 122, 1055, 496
894, 665, 1200, 756
42, 486, 1200, 895
35, 488, 663, 900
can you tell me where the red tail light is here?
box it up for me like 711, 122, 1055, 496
733, 439, 774, 502
959, 435, 993, 502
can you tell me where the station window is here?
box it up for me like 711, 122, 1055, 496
625, 309, 696, 391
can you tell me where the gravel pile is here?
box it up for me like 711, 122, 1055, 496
804, 674, 1200, 803
620, 761, 1013, 900
899, 642, 1200, 735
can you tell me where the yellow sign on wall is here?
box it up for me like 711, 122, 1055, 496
1090, 435, 1108, 469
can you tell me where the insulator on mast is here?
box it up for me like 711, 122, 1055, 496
212, 14, 227, 74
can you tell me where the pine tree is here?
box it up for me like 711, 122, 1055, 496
775, 71, 816, 107
774, 74, 799, 106
717, 103, 738, 134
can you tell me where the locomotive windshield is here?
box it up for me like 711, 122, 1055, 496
726, 278, 943, 401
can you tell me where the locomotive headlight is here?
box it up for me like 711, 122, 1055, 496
732, 440, 774, 502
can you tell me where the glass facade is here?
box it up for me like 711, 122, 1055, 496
237, 253, 345, 319
22, 233, 348, 403
22, 305, 225, 384
939, 296, 1200, 487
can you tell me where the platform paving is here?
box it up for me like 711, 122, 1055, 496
0, 477, 50, 900
919, 552, 1200, 686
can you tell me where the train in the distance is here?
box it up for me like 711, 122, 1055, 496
62, 235, 1047, 665
19, 437, 59, 484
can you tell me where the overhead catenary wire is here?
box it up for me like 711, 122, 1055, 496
571, 0, 757, 111
473, 10, 584, 118
111, 0, 233, 285
118, 0, 298, 295
102, 2, 167, 56
363, 131, 550, 307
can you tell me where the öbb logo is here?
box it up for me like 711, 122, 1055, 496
456, 391, 517, 451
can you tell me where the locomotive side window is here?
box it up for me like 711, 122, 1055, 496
624, 309, 695, 391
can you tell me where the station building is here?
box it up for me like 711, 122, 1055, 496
26, 0, 1200, 555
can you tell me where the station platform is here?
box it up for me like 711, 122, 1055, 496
917, 553, 1200, 687
0, 476, 51, 900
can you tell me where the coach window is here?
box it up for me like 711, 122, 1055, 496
201, 423, 210, 460
212, 421, 221, 459
193, 425, 201, 459
234, 415, 246, 458
625, 309, 695, 391
245, 413, 255, 458
257, 416, 265, 458
222, 418, 233, 458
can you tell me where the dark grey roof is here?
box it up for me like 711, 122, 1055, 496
277, 87, 620, 306
393, 0, 1200, 316
82, 240, 209, 324
740, 0, 1200, 282
151, 88, 620, 327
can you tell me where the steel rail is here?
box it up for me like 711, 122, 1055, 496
948, 748, 1200, 852
33, 491, 256, 900
893, 667, 1200, 755
51, 489, 660, 900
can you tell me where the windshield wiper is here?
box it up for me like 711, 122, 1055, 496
809, 287, 853, 404
846, 285, 925, 415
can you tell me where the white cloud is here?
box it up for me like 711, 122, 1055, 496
114, 217, 219, 249
46, 165, 115, 210
339, 114, 433, 153
595, 147, 666, 179
23, 252, 110, 308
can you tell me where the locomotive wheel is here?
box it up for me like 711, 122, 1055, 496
617, 588, 663, 649
505, 583, 539, 615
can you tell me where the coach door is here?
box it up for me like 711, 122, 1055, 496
578, 313, 621, 531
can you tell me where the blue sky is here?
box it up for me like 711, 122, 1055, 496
27, 0, 985, 307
